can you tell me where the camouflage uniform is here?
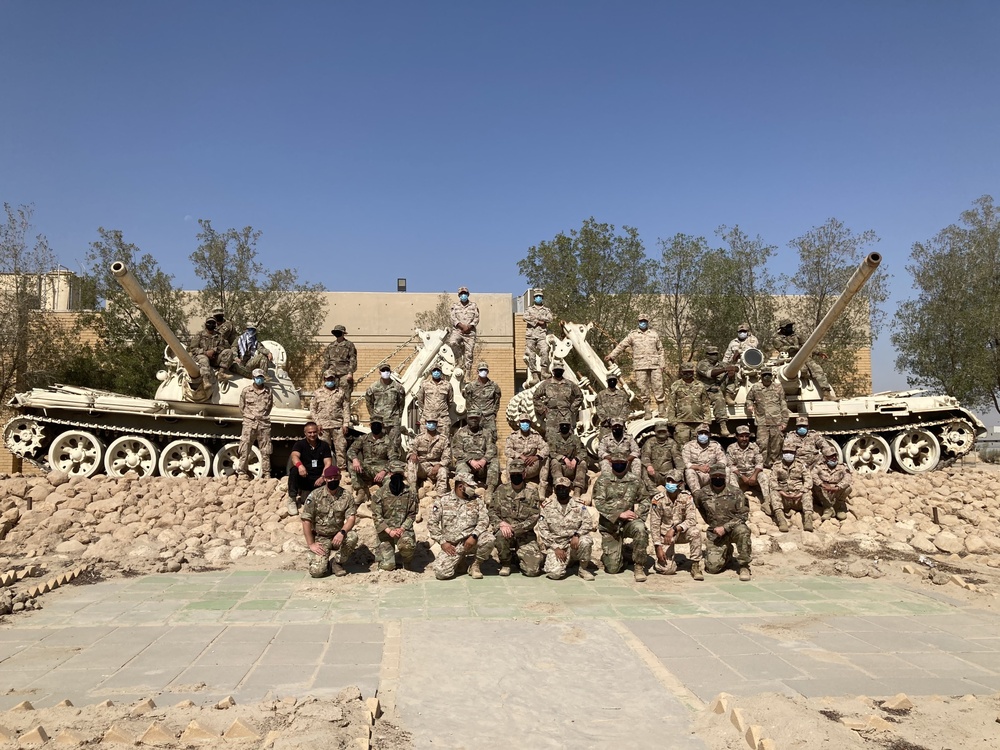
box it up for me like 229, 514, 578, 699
693, 483, 751, 574
773, 328, 833, 397
640, 429, 685, 497
597, 430, 641, 478
546, 428, 588, 495
607, 327, 666, 418
523, 301, 553, 379
533, 375, 583, 437
593, 470, 649, 574
681, 436, 728, 491
594, 384, 631, 439
488, 481, 542, 576
365, 376, 406, 449
407, 430, 451, 494
668, 376, 711, 446
428, 489, 496, 580
649, 489, 703, 574
417, 377, 454, 430
348, 429, 401, 503
783, 429, 831, 469
371, 471, 418, 570
696, 353, 732, 429
462, 373, 502, 440
769, 456, 815, 530
811, 454, 852, 520
233, 336, 271, 378
190, 326, 228, 371
238, 383, 273, 476
504, 429, 549, 484
722, 332, 759, 366
745, 378, 790, 467
301, 485, 359, 578
215, 316, 237, 348
309, 384, 351, 469
451, 423, 499, 493
323, 335, 358, 399
447, 296, 480, 372
536, 496, 594, 579
725, 439, 772, 500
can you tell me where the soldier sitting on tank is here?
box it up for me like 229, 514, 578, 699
773, 319, 835, 401
300, 465, 358, 578
231, 321, 273, 378
451, 409, 499, 498
811, 444, 852, 522
767, 442, 814, 532
189, 317, 233, 375
286, 421, 333, 516
696, 346, 734, 437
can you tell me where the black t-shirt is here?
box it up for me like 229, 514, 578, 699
291, 439, 333, 476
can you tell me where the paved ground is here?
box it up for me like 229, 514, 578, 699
2, 569, 1000, 747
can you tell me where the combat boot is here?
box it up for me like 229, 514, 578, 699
820, 507, 834, 521
643, 408, 653, 420
774, 510, 789, 533
498, 564, 511, 577
578, 567, 595, 581
469, 560, 484, 579
738, 566, 751, 582
821, 389, 836, 402
330, 561, 347, 577
690, 561, 704, 581
724, 393, 736, 407
836, 510, 848, 521
802, 511, 814, 532
286, 498, 299, 516
719, 421, 732, 438
633, 564, 647, 583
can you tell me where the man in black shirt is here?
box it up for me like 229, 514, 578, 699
287, 421, 333, 515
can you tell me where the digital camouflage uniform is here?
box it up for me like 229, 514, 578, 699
504, 429, 549, 484
365, 377, 406, 449
696, 353, 732, 430
693, 483, 751, 574
239, 383, 273, 476
769, 457, 815, 531
593, 470, 650, 574
641, 430, 685, 497
323, 336, 358, 399
649, 488, 703, 574
448, 298, 480, 373
723, 332, 759, 367
725, 440, 772, 504
536, 496, 594, 579
462, 375, 502, 440
190, 326, 230, 371
594, 385, 632, 439
215, 317, 237, 348
233, 336, 271, 378
451, 423, 500, 493
607, 328, 666, 418
417, 377, 454, 430
488, 481, 542, 576
523, 301, 553, 379
668, 377, 712, 446
681, 437, 728, 492
371, 473, 418, 570
348, 429, 401, 503
407, 430, 451, 494
309, 384, 351, 468
546, 429, 589, 495
428, 490, 496, 580
533, 375, 583, 437
301, 485, 359, 577
745, 378, 790, 467
597, 429, 641, 478
811, 455, 853, 520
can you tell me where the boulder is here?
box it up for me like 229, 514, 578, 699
933, 531, 963, 554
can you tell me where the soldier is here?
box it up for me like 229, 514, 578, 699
696, 346, 733, 436
546, 419, 588, 498
606, 313, 666, 419
523, 289, 553, 382
641, 420, 685, 499
238, 368, 273, 478
693, 464, 752, 581
428, 472, 495, 580
768, 442, 814, 532
668, 362, 712, 446
348, 416, 400, 504
597, 417, 640, 477
407, 418, 451, 495
448, 286, 479, 373
773, 319, 834, 401
300, 466, 358, 578
189, 317, 229, 373
534, 360, 583, 437
416, 365, 454, 433
365, 364, 405, 450
211, 307, 237, 349
323, 325, 358, 400
723, 322, 759, 370
308, 369, 351, 470
537, 477, 595, 581
650, 471, 704, 580
745, 367, 789, 468
811, 443, 852, 522
462, 361, 502, 441
726, 424, 773, 507
371, 460, 418, 571
593, 451, 649, 582
783, 415, 830, 469
233, 321, 273, 378
504, 415, 549, 485
682, 422, 728, 492
488, 459, 542, 577
451, 409, 499, 497
594, 374, 631, 440
286, 421, 333, 516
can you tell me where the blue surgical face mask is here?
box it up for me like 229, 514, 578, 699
459, 293, 469, 303
797, 427, 808, 436
664, 482, 679, 493
426, 422, 437, 431
738, 332, 748, 341
325, 380, 336, 389
432, 369, 442, 380
783, 452, 795, 463
253, 377, 265, 386
826, 459, 838, 468
533, 296, 543, 304
638, 321, 648, 330
519, 421, 531, 432
697, 434, 709, 445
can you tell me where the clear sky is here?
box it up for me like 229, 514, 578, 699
3, 1, 998, 401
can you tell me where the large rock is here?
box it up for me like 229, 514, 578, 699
909, 533, 937, 554
965, 535, 988, 555
47, 470, 70, 487
55, 539, 87, 555
933, 531, 963, 554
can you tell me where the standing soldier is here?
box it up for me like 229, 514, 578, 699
682, 423, 728, 492
537, 478, 595, 581
407, 419, 451, 495
323, 325, 358, 401
448, 286, 479, 373
696, 346, 733, 436
693, 464, 752, 581
594, 374, 631, 440
505, 415, 549, 485
811, 444, 853, 521
366, 364, 406, 451
451, 409, 499, 498
488, 461, 542, 577
523, 289, 553, 382
462, 361, 502, 441
605, 313, 666, 419
745, 367, 789, 468
416, 365, 454, 433
783, 415, 830, 469
533, 360, 583, 437
348, 417, 400, 505
300, 466, 358, 578
650, 471, 704, 580
768, 442, 814, 532
773, 319, 834, 401
593, 451, 650, 582
238, 368, 273, 478
726, 425, 772, 507
597, 417, 640, 477
428, 473, 495, 580
546, 419, 588, 499
641, 421, 685, 499
308, 369, 351, 470
211, 307, 237, 348
668, 362, 711, 446
371, 461, 418, 571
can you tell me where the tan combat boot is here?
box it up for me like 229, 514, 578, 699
578, 567, 595, 581
802, 511, 814, 532
691, 562, 704, 581
633, 564, 647, 583
738, 566, 751, 582
330, 561, 347, 577
719, 421, 732, 438
469, 560, 484, 579
286, 498, 299, 516
775, 510, 789, 533
498, 565, 511, 577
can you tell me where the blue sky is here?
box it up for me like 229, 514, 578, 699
3, 1, 998, 399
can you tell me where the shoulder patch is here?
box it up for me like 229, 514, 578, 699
431, 504, 439, 513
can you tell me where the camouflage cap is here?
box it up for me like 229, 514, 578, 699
735, 425, 751, 435
782, 440, 798, 452
379, 363, 392, 372
211, 306, 224, 316
331, 324, 347, 335
466, 407, 483, 418
637, 312, 649, 321
760, 367, 774, 376
205, 316, 216, 326
246, 321, 259, 329
738, 322, 750, 331
507, 458, 526, 472
251, 368, 265, 377
778, 318, 793, 328
610, 417, 625, 427
705, 346, 719, 355
369, 415, 383, 425
458, 285, 470, 294
709, 463, 727, 476
517, 414, 531, 423
796, 415, 809, 426
551, 359, 566, 372
322, 368, 337, 379
654, 420, 670, 433
663, 470, 681, 482
680, 362, 695, 372
476, 361, 489, 371
822, 444, 839, 457
389, 460, 407, 474
454, 471, 477, 489
696, 422, 711, 433
553, 477, 572, 488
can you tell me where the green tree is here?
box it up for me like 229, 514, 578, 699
654, 233, 710, 364
893, 195, 1000, 411
189, 220, 326, 385
413, 293, 451, 331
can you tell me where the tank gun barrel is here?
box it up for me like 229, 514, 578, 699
110, 261, 203, 380
783, 252, 882, 380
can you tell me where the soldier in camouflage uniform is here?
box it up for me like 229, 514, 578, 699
723, 322, 759, 374
523, 290, 553, 382
811, 443, 852, 521
606, 313, 666, 419
308, 369, 351, 469
696, 346, 733, 437
783, 415, 830, 469
533, 360, 583, 437
593, 451, 650, 582
745, 367, 789, 468
239, 368, 273, 478
448, 286, 479, 373
641, 421, 685, 499
597, 417, 641, 478
366, 364, 406, 451
300, 466, 358, 577
768, 442, 814, 532
232, 322, 273, 378
537, 477, 595, 580
488, 459, 542, 577
546, 419, 588, 498
323, 324, 358, 401
773, 319, 834, 400
594, 375, 631, 440
428, 473, 496, 580
211, 307, 237, 348
462, 362, 502, 441
505, 415, 549, 485
371, 461, 418, 571
693, 464, 752, 581
682, 423, 729, 492
650, 470, 704, 580
348, 416, 401, 504
451, 409, 499, 496
668, 362, 712, 446
725, 425, 772, 507
407, 419, 451, 494
190, 317, 231, 373
416, 365, 454, 432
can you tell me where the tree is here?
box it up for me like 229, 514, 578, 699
189, 220, 326, 384
785, 218, 888, 396
413, 294, 451, 331
653, 233, 710, 364
893, 195, 1000, 411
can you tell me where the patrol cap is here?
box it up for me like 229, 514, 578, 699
331, 324, 347, 335
705, 346, 719, 355
709, 463, 727, 476
517, 413, 531, 423
637, 312, 649, 321
559, 418, 572, 426
205, 316, 216, 326
211, 306, 224, 316
663, 470, 681, 482
323, 465, 341, 480
554, 477, 572, 488
696, 422, 711, 433
466, 407, 483, 418
796, 415, 809, 426
369, 415, 383, 425
735, 425, 751, 435
680, 362, 695, 372
782, 441, 798, 452
610, 417, 625, 427
551, 359, 566, 372
654, 420, 670, 433
379, 363, 392, 372
455, 471, 477, 488
738, 322, 750, 331
606, 374, 618, 383
507, 458, 526, 472
476, 361, 489, 371
389, 460, 407, 474
246, 321, 259, 329
822, 444, 839, 457
251, 368, 265, 377
322, 368, 337, 379
458, 285, 470, 294
760, 367, 774, 376
778, 318, 793, 328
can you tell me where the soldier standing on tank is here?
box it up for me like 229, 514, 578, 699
696, 346, 733, 437
595, 374, 631, 440
448, 286, 479, 373
641, 420, 685, 499
451, 409, 499, 497
416, 365, 453, 433
488, 460, 542, 577
348, 416, 400, 505
300, 465, 357, 577
537, 477, 595, 580
767, 442, 814, 532
238, 367, 273, 478
605, 312, 666, 419
650, 471, 704, 580
668, 362, 712, 446
504, 415, 549, 485
693, 464, 752, 581
745, 367, 789, 468
533, 360, 583, 437
773, 319, 835, 401
593, 450, 649, 582
323, 325, 358, 401
308, 369, 351, 470
546, 419, 588, 498
523, 289, 553, 382
366, 364, 405, 451
372, 460, 418, 571
812, 443, 853, 521
462, 361, 502, 441
428, 472, 495, 580
682, 422, 729, 492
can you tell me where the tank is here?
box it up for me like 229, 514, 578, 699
3, 262, 311, 479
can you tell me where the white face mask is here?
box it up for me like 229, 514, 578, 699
738, 332, 748, 341
478, 369, 488, 378
380, 371, 391, 380
697, 434, 709, 445
782, 452, 795, 463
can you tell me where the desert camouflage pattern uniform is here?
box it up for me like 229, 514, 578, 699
416, 377, 454, 429
773, 331, 832, 393
488, 482, 542, 576
536, 498, 594, 578
693, 484, 750, 574
768, 458, 814, 527
301, 485, 359, 578
725, 441, 772, 505
668, 379, 712, 445
448, 300, 480, 372
348, 431, 401, 503
451, 424, 500, 493
546, 430, 588, 495
408, 431, 451, 494
371, 478, 418, 570
811, 459, 853, 519
745, 380, 789, 467
681, 438, 728, 491
649, 489, 703, 574
723, 333, 759, 365
504, 430, 549, 484
523, 302, 553, 378
238, 383, 273, 476
428, 490, 496, 580
309, 385, 351, 468
593, 471, 649, 574
696, 356, 730, 422
608, 328, 666, 416
783, 431, 831, 469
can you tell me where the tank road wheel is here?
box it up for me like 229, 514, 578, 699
159, 439, 212, 479
940, 420, 976, 457
213, 442, 261, 478
104, 435, 160, 478
3, 417, 46, 457
844, 433, 892, 475
48, 430, 105, 478
891, 428, 941, 474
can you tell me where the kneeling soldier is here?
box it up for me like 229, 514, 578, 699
488, 458, 542, 577
693, 463, 752, 581
537, 477, 595, 580
372, 460, 418, 571
651, 471, 704, 580
300, 466, 358, 577
428, 472, 495, 580
593, 451, 650, 582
